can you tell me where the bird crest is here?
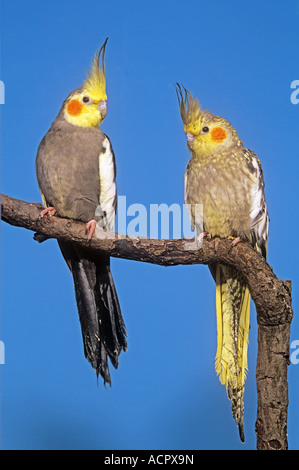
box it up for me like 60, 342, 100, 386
82, 38, 108, 102
175, 84, 203, 134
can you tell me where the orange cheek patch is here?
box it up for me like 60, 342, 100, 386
211, 127, 227, 143
67, 99, 83, 116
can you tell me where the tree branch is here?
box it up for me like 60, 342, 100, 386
0, 193, 293, 449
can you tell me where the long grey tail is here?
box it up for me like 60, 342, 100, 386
58, 240, 127, 385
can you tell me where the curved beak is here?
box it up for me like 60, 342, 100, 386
186, 132, 195, 143
186, 132, 195, 149
98, 100, 107, 119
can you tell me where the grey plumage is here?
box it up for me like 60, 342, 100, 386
36, 91, 127, 385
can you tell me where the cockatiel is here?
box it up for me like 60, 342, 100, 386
176, 84, 269, 442
36, 39, 127, 385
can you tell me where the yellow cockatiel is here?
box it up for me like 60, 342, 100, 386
176, 84, 269, 442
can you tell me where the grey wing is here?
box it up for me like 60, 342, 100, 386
248, 150, 269, 259
96, 135, 117, 232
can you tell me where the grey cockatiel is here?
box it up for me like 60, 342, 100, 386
36, 39, 127, 385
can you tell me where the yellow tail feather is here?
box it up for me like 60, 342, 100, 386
215, 263, 250, 443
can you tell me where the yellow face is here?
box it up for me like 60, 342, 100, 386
184, 118, 229, 157
176, 84, 237, 158
64, 40, 108, 127
64, 91, 107, 127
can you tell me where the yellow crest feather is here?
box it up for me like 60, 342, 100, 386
175, 83, 203, 134
82, 38, 108, 102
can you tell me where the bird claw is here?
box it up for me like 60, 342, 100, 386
196, 232, 209, 248
228, 236, 241, 251
197, 232, 207, 243
197, 231, 212, 241
86, 219, 97, 240
229, 236, 241, 246
39, 206, 57, 219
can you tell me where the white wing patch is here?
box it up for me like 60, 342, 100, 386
250, 187, 263, 220
249, 154, 269, 257
98, 136, 117, 232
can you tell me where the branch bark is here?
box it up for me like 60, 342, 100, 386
0, 193, 293, 449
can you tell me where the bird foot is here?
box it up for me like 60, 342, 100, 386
229, 236, 241, 247
86, 219, 97, 240
195, 232, 210, 248
39, 206, 57, 218
228, 236, 241, 252
197, 232, 211, 242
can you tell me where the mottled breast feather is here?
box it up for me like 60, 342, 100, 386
184, 143, 269, 258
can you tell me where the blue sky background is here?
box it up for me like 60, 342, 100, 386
1, 0, 298, 450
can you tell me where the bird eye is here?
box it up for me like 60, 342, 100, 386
201, 126, 210, 134
82, 96, 91, 104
